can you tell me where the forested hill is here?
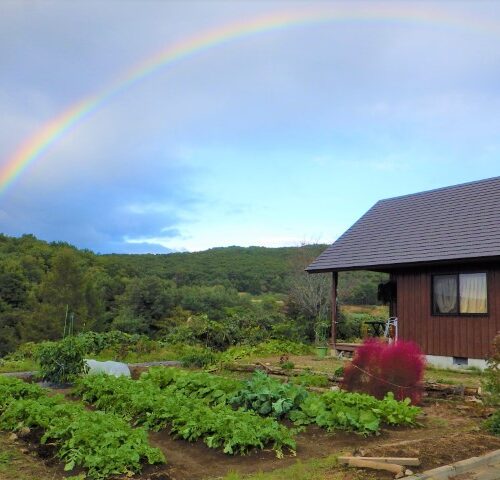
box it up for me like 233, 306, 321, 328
0, 234, 387, 355
0, 234, 386, 302
100, 245, 327, 294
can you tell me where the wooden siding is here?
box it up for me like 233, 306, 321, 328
393, 262, 500, 359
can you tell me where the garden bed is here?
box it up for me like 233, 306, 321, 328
1, 363, 497, 480
8, 397, 495, 480
144, 398, 500, 479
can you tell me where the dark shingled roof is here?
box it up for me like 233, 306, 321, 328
307, 176, 500, 272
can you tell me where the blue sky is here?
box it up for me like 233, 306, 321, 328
0, 1, 499, 253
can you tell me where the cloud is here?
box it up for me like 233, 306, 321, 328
1, 1, 500, 252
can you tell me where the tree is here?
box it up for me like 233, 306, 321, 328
37, 248, 87, 333
117, 276, 177, 333
0, 272, 27, 309
286, 245, 331, 341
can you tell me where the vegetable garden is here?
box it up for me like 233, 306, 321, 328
0, 364, 423, 479
0, 337, 499, 480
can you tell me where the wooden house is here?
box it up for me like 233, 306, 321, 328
306, 176, 500, 368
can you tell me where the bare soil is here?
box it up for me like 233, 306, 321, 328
144, 399, 500, 480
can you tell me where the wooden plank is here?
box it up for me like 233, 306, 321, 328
338, 456, 420, 467
484, 268, 493, 358
417, 270, 424, 351
401, 271, 409, 343
342, 458, 404, 475
426, 270, 434, 355
410, 270, 418, 348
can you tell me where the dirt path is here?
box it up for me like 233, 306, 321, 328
145, 400, 500, 480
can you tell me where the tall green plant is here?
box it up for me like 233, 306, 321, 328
483, 335, 499, 436
36, 336, 88, 384
314, 318, 330, 347
483, 334, 500, 405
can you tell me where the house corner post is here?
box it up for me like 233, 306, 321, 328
331, 271, 338, 349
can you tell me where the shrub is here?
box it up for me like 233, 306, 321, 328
280, 361, 295, 371
336, 312, 366, 341
220, 340, 312, 364
483, 334, 500, 406
180, 349, 218, 368
290, 373, 329, 388
36, 336, 88, 384
485, 410, 500, 436
336, 311, 387, 341
77, 331, 151, 356
482, 335, 499, 436
341, 339, 425, 404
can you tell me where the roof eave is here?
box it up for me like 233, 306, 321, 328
306, 254, 500, 274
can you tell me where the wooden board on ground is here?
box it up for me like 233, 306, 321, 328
338, 456, 421, 466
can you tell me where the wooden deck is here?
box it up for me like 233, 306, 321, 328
332, 342, 360, 355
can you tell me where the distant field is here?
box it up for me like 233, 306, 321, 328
341, 304, 389, 317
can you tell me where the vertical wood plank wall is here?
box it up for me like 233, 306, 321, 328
394, 263, 500, 359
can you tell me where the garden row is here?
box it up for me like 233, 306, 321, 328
74, 373, 297, 457
142, 367, 421, 433
74, 367, 421, 459
0, 376, 164, 479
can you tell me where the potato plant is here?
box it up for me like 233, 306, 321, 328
74, 374, 297, 457
142, 366, 242, 406
0, 376, 164, 479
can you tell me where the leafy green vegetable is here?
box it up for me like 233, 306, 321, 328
0, 376, 164, 479
289, 390, 420, 435
74, 373, 296, 457
230, 370, 308, 419
220, 340, 313, 363
142, 366, 242, 406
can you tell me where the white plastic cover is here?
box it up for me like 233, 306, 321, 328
85, 359, 131, 377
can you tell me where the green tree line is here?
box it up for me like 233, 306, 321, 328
0, 234, 387, 355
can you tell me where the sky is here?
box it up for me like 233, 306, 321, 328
0, 1, 499, 254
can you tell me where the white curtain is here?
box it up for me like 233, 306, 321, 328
434, 275, 458, 313
460, 273, 487, 314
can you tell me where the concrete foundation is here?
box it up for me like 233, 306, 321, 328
426, 354, 487, 370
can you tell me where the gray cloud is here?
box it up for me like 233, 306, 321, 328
1, 1, 500, 251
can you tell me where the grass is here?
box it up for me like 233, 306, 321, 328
341, 304, 389, 317
0, 451, 12, 469
425, 365, 482, 388
0, 359, 38, 374
0, 330, 483, 392
238, 351, 483, 389
220, 455, 377, 480
0, 349, 483, 390
0, 433, 61, 480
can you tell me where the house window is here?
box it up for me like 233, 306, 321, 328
432, 273, 487, 315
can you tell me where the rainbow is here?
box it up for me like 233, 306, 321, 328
1, 4, 498, 194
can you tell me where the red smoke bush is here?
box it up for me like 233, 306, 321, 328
341, 339, 425, 404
